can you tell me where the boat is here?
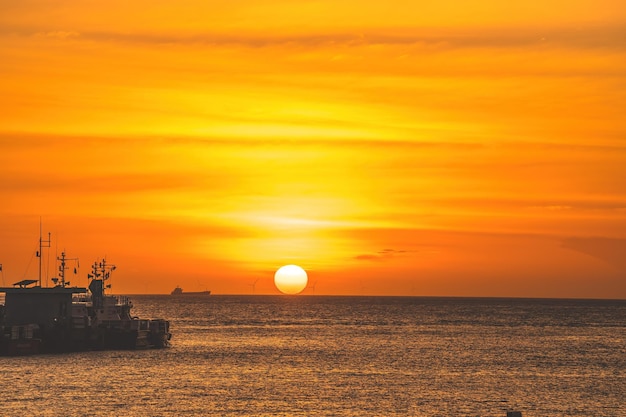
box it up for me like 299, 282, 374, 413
170, 286, 211, 296
0, 230, 171, 355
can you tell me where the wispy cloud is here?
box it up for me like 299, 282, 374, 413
2, 25, 625, 50
5, 132, 626, 152
562, 237, 626, 272
354, 248, 409, 262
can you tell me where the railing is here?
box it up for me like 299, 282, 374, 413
72, 294, 91, 303
116, 295, 131, 306
71, 294, 132, 307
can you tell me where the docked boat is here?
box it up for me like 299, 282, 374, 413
0, 231, 171, 355
171, 286, 211, 296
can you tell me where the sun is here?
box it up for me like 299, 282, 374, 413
274, 265, 308, 295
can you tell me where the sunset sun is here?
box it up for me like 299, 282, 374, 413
274, 265, 308, 295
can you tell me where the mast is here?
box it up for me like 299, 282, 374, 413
37, 219, 51, 287
91, 259, 116, 291
54, 251, 79, 287
88, 258, 116, 308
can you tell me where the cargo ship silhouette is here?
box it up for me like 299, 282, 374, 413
170, 286, 211, 296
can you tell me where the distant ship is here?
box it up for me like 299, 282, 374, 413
170, 286, 211, 296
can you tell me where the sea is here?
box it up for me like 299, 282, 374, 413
1, 295, 624, 416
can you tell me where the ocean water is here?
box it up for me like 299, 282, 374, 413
1, 296, 624, 416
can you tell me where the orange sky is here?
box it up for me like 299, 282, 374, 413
1, 1, 625, 297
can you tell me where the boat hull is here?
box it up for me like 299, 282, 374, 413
171, 292, 211, 296
3, 338, 42, 356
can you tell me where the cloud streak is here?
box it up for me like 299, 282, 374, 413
2, 24, 625, 50
354, 248, 409, 262
562, 237, 626, 272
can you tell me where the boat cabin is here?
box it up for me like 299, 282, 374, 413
0, 280, 87, 329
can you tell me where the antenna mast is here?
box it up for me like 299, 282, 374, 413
90, 259, 117, 292
54, 251, 79, 287
37, 219, 51, 287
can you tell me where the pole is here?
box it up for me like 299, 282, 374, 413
37, 219, 51, 287
39, 220, 42, 287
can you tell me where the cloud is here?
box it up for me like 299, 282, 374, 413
409, 195, 626, 212
35, 30, 80, 39
5, 132, 626, 155
0, 171, 212, 193
354, 248, 410, 262
561, 237, 626, 272
0, 131, 486, 150
2, 24, 625, 50
527, 205, 572, 211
